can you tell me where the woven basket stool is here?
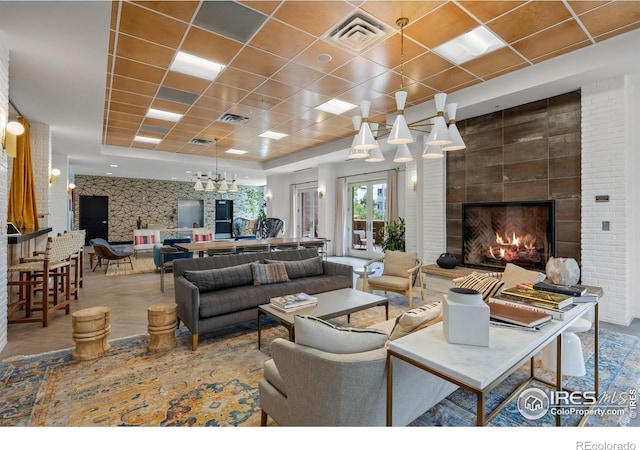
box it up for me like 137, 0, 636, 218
148, 303, 178, 352
72, 306, 111, 360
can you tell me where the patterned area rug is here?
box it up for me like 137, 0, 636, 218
1, 292, 638, 427
104, 256, 156, 277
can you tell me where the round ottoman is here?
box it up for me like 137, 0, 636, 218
148, 303, 178, 352
72, 306, 111, 361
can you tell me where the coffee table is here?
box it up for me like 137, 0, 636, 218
386, 301, 599, 426
257, 288, 388, 349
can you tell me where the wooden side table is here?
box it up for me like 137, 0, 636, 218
148, 303, 178, 352
72, 306, 111, 360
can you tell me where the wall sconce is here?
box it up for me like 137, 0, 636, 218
411, 176, 417, 192
67, 183, 76, 195
265, 192, 273, 203
318, 188, 324, 199
2, 120, 25, 156
50, 168, 61, 186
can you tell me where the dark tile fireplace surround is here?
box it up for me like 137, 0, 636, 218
445, 90, 581, 270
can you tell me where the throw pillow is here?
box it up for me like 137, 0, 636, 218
383, 251, 418, 278
264, 256, 323, 279
184, 263, 253, 292
454, 272, 505, 301
389, 301, 442, 341
251, 261, 290, 286
194, 233, 212, 242
294, 315, 388, 354
501, 263, 545, 289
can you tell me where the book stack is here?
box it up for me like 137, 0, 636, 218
499, 286, 574, 309
488, 302, 552, 330
532, 282, 598, 303
269, 293, 318, 312
489, 295, 577, 320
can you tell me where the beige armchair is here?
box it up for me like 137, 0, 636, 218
362, 250, 424, 309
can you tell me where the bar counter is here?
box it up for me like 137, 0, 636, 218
7, 227, 53, 245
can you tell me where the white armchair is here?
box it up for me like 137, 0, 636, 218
133, 229, 161, 257
363, 250, 424, 309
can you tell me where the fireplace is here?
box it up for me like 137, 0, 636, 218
462, 201, 556, 271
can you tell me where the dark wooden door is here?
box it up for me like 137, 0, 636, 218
79, 195, 108, 245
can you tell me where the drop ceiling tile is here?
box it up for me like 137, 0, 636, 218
249, 19, 316, 59
108, 30, 115, 54
462, 47, 529, 78
287, 89, 332, 109
254, 79, 301, 101
360, 1, 444, 29
369, 95, 397, 114
119, 2, 188, 48
105, 136, 134, 147
271, 62, 325, 88
529, 40, 591, 64
131, 1, 200, 23
488, 2, 573, 43
110, 1, 119, 29
457, 1, 526, 23
567, 1, 610, 16
274, 1, 356, 37
361, 32, 428, 69
149, 98, 189, 114
109, 101, 148, 116
230, 46, 288, 78
113, 57, 165, 84
513, 20, 589, 60
593, 22, 640, 42
181, 26, 243, 65
404, 83, 438, 106
362, 70, 406, 96
186, 106, 221, 121
293, 40, 355, 73
421, 66, 478, 92
106, 126, 136, 138
107, 118, 140, 130
270, 100, 310, 116
194, 1, 267, 43
109, 89, 153, 108
331, 57, 388, 85
402, 51, 454, 82
306, 75, 357, 98
193, 96, 234, 113
406, 2, 480, 49
142, 117, 177, 129
239, 1, 281, 16
114, 33, 175, 68
162, 71, 210, 95
203, 84, 250, 103
108, 110, 142, 123
111, 75, 158, 97
215, 67, 267, 92
244, 110, 294, 129
482, 62, 530, 81
578, 1, 640, 38
239, 93, 280, 111
338, 84, 385, 105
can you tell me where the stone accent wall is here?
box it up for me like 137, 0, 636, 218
445, 91, 582, 265
73, 175, 265, 242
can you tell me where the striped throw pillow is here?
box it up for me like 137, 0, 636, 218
251, 261, 290, 285
135, 235, 156, 245
454, 272, 504, 301
194, 233, 212, 242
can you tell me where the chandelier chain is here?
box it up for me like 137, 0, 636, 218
397, 17, 408, 91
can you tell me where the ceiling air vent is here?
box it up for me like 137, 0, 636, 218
189, 138, 213, 146
217, 113, 250, 126
327, 13, 387, 53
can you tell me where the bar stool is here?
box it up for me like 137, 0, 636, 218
7, 235, 72, 327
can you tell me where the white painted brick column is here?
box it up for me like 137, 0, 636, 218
421, 149, 446, 265
29, 122, 51, 228
0, 37, 10, 351
50, 153, 70, 234
404, 159, 419, 255
581, 76, 638, 325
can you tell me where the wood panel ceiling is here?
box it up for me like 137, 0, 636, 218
104, 0, 640, 163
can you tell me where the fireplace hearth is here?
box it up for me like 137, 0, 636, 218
462, 201, 555, 271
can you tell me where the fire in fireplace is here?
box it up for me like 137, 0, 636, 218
462, 201, 556, 271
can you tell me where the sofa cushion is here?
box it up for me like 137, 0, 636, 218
183, 263, 253, 293
383, 251, 417, 278
454, 272, 504, 301
265, 256, 323, 279
251, 261, 290, 285
367, 275, 410, 290
294, 315, 388, 354
501, 263, 545, 289
389, 301, 442, 341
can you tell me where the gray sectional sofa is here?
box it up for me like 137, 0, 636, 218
173, 249, 354, 350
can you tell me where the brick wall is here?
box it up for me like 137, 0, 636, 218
50, 153, 70, 234
0, 37, 9, 351
581, 77, 635, 325
445, 91, 582, 265
421, 141, 447, 264
29, 122, 51, 227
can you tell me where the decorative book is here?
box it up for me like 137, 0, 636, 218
533, 282, 587, 297
270, 293, 318, 312
500, 286, 573, 309
488, 302, 552, 328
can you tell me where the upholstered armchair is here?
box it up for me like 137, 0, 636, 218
133, 229, 161, 257
362, 250, 424, 309
257, 218, 284, 239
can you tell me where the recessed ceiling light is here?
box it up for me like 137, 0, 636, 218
259, 131, 288, 140
146, 108, 183, 122
225, 149, 248, 155
171, 176, 178, 180
432, 26, 506, 65
185, 170, 192, 174
134, 136, 162, 144
110, 164, 118, 168
316, 98, 358, 115
316, 53, 332, 63
169, 51, 225, 81
106, 172, 113, 175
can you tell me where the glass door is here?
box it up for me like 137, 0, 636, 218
298, 188, 319, 237
348, 180, 386, 259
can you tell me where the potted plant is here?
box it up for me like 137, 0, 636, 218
380, 217, 406, 252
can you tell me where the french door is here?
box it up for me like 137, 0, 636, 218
297, 187, 319, 238
348, 180, 386, 259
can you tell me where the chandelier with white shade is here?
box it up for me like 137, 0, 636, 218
347, 17, 467, 162
193, 139, 238, 193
